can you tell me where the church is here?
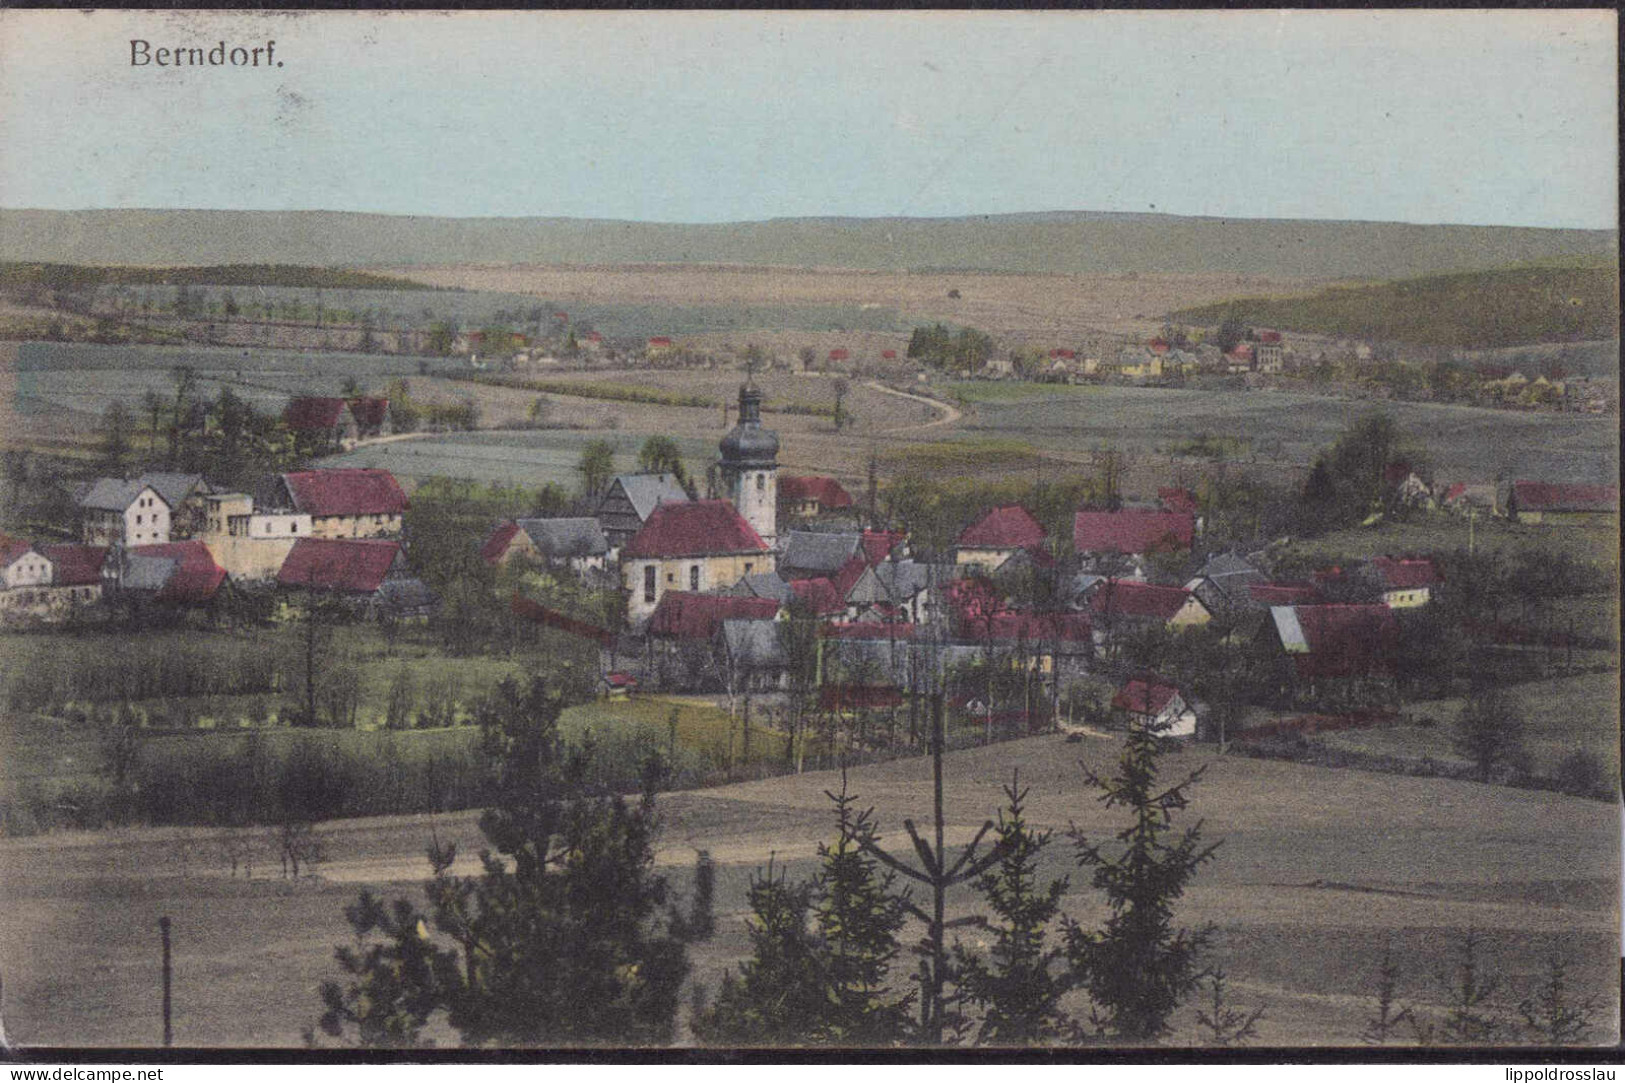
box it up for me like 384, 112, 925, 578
617, 379, 782, 624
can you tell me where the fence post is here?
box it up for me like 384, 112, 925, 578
159, 916, 172, 1047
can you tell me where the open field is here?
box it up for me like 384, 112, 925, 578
1173, 263, 1620, 349
960, 384, 1621, 488
1317, 671, 1620, 779
0, 733, 1615, 1047
389, 263, 1331, 341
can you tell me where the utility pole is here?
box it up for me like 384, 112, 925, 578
159, 916, 173, 1048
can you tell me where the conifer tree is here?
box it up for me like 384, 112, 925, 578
815, 783, 913, 1044
692, 860, 823, 1045
952, 772, 1071, 1045
316, 677, 689, 1048
1064, 720, 1220, 1042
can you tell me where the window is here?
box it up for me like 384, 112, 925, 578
756, 474, 765, 492
643, 565, 656, 603
136, 515, 143, 525
689, 565, 700, 591
744, 562, 753, 575
291, 522, 298, 533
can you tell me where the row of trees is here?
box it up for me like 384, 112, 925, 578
316, 683, 1238, 1047
906, 323, 996, 374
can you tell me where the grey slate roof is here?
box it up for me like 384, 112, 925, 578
1187, 551, 1266, 612
517, 517, 609, 559
728, 572, 795, 603
122, 554, 178, 592
611, 474, 691, 523
780, 531, 861, 576
720, 618, 786, 668
138, 472, 206, 508
853, 560, 938, 605
375, 577, 437, 615
77, 478, 155, 513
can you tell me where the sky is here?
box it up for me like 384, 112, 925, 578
0, 10, 1616, 229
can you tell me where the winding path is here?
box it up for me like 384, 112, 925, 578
862, 380, 962, 433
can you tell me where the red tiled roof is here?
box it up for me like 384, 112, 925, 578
1259, 330, 1283, 344
283, 469, 408, 518
1073, 509, 1194, 554
277, 538, 400, 593
1511, 481, 1619, 514
1049, 348, 1076, 359
554, 312, 569, 321
1249, 581, 1321, 606
346, 397, 390, 430
828, 349, 850, 361
860, 529, 906, 566
1157, 487, 1197, 515
1112, 679, 1180, 716
646, 591, 780, 639
1442, 483, 1468, 503
282, 397, 350, 431
648, 336, 673, 347
789, 577, 845, 616
819, 685, 903, 710
622, 500, 769, 559
881, 349, 898, 359
958, 505, 1046, 551
1280, 604, 1401, 679
0, 538, 35, 567
511, 593, 615, 646
831, 554, 870, 599
131, 541, 226, 604
1371, 557, 1440, 591
1383, 461, 1416, 486
586, 332, 604, 343
1089, 580, 1198, 621
820, 622, 916, 640
604, 672, 637, 689
41, 543, 107, 586
1148, 337, 1170, 353
481, 520, 523, 565
1226, 343, 1254, 360
780, 476, 855, 509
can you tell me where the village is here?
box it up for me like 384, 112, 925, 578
0, 353, 1615, 780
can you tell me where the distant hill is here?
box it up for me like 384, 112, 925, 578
0, 208, 1615, 280
0, 262, 438, 291
1172, 263, 1620, 349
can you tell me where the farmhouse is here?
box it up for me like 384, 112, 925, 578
199, 491, 312, 581
780, 531, 864, 580
481, 518, 610, 577
1369, 556, 1440, 608
346, 397, 393, 439
1184, 552, 1267, 617
76, 478, 171, 547
596, 472, 692, 552
1265, 603, 1400, 682
1072, 508, 1195, 567
108, 541, 227, 608
267, 469, 408, 539
719, 617, 789, 692
780, 475, 854, 519
954, 505, 1047, 572
40, 543, 108, 610
1088, 580, 1211, 634
277, 537, 430, 619
1111, 678, 1198, 737
1505, 481, 1619, 526
621, 500, 774, 624
844, 559, 941, 624
282, 397, 360, 452
0, 538, 54, 619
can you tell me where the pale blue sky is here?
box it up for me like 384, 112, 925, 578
0, 10, 1616, 229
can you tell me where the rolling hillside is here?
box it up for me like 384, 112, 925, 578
0, 208, 1615, 280
1172, 263, 1620, 349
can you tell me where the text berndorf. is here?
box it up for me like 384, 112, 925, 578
130, 39, 281, 68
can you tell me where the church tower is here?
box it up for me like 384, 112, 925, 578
718, 379, 779, 547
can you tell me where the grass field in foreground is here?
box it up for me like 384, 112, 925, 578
0, 732, 1615, 1047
